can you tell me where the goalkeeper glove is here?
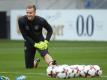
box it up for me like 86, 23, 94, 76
42, 40, 49, 49
34, 41, 47, 50
44, 40, 48, 44
39, 41, 48, 50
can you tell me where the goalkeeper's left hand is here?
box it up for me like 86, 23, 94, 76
34, 40, 48, 50
39, 41, 48, 50
40, 40, 48, 50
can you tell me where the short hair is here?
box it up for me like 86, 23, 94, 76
26, 4, 36, 11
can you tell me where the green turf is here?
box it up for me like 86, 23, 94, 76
0, 40, 107, 80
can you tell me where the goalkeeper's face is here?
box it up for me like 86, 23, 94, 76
26, 7, 36, 21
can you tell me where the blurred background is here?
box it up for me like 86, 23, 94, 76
0, 0, 107, 40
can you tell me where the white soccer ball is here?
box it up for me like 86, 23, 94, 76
56, 72, 67, 79
56, 66, 67, 79
97, 69, 102, 76
78, 65, 91, 77
88, 67, 96, 77
51, 66, 59, 78
93, 65, 102, 76
80, 70, 86, 77
67, 68, 75, 78
47, 66, 55, 77
77, 65, 85, 77
69, 65, 81, 77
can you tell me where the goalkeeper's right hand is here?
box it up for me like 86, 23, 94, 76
34, 41, 47, 50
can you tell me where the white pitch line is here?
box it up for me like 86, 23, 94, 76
101, 76, 107, 78
0, 72, 46, 76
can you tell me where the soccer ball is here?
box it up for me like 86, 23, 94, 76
67, 68, 75, 78
56, 72, 67, 79
56, 65, 67, 79
69, 65, 81, 77
47, 66, 56, 77
93, 65, 102, 76
87, 65, 96, 77
97, 69, 102, 76
77, 65, 86, 77
77, 65, 92, 77
46, 66, 53, 77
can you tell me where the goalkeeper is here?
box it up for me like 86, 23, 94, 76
18, 4, 56, 68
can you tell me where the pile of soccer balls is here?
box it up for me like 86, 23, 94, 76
46, 65, 102, 79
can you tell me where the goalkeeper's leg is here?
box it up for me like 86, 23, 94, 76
44, 54, 57, 66
34, 58, 40, 68
38, 49, 57, 66
24, 42, 40, 68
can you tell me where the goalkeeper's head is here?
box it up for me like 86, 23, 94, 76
26, 4, 36, 21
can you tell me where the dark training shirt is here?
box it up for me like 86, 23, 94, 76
18, 15, 53, 46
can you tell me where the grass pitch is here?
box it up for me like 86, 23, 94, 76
0, 40, 107, 80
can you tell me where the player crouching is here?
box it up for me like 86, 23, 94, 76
18, 5, 57, 69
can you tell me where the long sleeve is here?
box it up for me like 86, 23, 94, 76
43, 20, 53, 41
18, 18, 35, 46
